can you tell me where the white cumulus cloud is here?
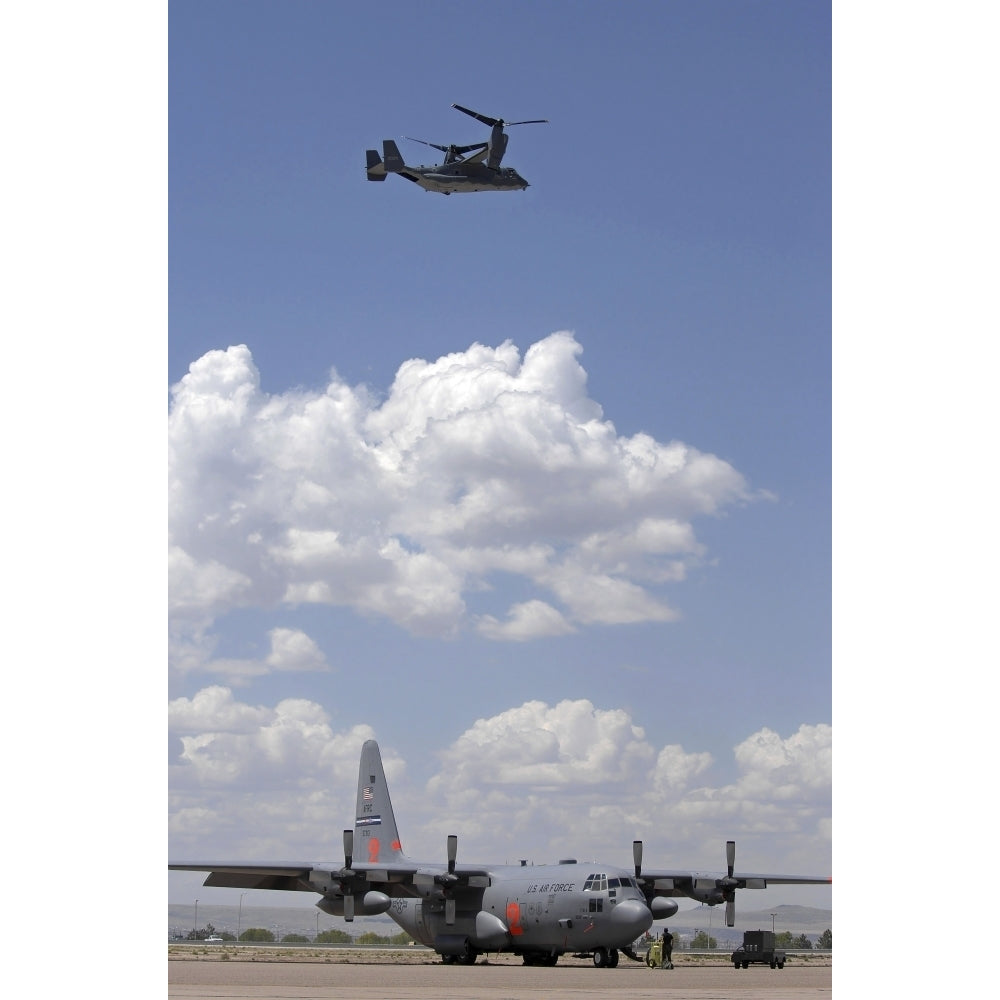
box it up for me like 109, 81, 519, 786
265, 627, 329, 672
169, 690, 830, 878
476, 599, 576, 640
169, 333, 753, 672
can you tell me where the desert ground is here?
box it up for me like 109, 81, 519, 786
168, 944, 832, 998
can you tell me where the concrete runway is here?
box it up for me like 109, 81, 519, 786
168, 959, 832, 998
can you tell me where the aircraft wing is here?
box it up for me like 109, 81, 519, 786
639, 867, 831, 897
169, 859, 494, 893
169, 862, 319, 892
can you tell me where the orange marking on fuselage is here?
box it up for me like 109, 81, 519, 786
368, 838, 380, 862
391, 839, 402, 852
506, 901, 524, 936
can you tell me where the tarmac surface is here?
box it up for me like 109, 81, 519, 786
167, 949, 832, 999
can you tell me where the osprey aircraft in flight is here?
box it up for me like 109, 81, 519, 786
170, 740, 830, 967
365, 104, 547, 194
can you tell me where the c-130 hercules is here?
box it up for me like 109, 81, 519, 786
365, 104, 548, 194
170, 740, 830, 968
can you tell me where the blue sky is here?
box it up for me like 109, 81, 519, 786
10, 5, 998, 992
166, 0, 832, 912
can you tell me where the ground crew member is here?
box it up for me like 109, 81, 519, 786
660, 927, 674, 969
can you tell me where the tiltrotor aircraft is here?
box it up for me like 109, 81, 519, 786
170, 741, 830, 968
365, 104, 547, 194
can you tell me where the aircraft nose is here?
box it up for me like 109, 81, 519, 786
610, 899, 653, 937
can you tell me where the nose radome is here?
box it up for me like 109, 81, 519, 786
610, 898, 653, 936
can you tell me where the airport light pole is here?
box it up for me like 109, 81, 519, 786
770, 912, 777, 934
238, 892, 247, 943
194, 899, 199, 940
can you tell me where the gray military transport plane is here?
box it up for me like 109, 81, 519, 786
170, 740, 830, 968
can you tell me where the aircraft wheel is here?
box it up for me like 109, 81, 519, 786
608, 949, 619, 968
593, 947, 609, 967
770, 961, 776, 969
777, 961, 785, 969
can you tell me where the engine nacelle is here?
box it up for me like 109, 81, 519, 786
487, 132, 509, 169
316, 891, 391, 917
688, 886, 725, 905
650, 897, 679, 919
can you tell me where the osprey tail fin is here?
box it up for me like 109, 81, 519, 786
365, 148, 387, 181
355, 740, 407, 863
382, 139, 405, 173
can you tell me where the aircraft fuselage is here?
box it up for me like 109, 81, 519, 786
378, 861, 653, 961
399, 163, 529, 194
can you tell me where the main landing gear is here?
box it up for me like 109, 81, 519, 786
440, 951, 477, 965
521, 953, 559, 966
592, 946, 620, 967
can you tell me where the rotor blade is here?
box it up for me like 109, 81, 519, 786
726, 840, 736, 878
726, 898, 735, 927
344, 893, 355, 922
452, 104, 499, 128
504, 119, 549, 126
343, 829, 354, 869
404, 137, 449, 152
447, 834, 457, 875
633, 840, 643, 879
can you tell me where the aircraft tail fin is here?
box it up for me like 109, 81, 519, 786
366, 149, 387, 181
382, 139, 405, 173
355, 740, 408, 863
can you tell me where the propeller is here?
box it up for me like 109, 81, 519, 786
634, 836, 741, 925
450, 104, 547, 171
632, 838, 681, 922
444, 834, 458, 924
721, 840, 738, 927
341, 829, 356, 921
